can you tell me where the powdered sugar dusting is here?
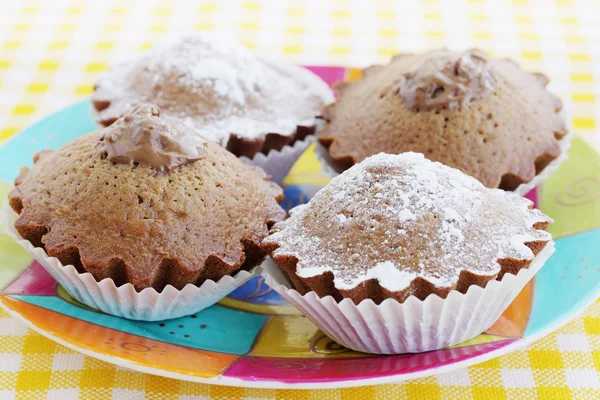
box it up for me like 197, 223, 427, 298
264, 152, 552, 293
93, 34, 333, 146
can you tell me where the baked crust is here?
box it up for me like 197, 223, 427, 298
9, 133, 286, 291
92, 35, 332, 159
318, 49, 568, 190
262, 153, 552, 304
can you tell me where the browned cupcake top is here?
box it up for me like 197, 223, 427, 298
92, 34, 334, 158
263, 153, 551, 296
9, 109, 286, 291
101, 103, 204, 171
318, 48, 568, 190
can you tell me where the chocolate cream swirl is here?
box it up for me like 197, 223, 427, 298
395, 49, 496, 112
100, 103, 204, 171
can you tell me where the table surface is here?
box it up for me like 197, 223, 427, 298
0, 0, 599, 399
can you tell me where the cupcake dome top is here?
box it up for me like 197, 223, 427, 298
9, 105, 286, 291
318, 48, 568, 190
92, 34, 334, 158
263, 152, 552, 303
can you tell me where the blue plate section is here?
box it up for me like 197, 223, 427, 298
0, 100, 95, 183
526, 228, 600, 336
228, 276, 287, 305
12, 295, 267, 355
281, 185, 314, 210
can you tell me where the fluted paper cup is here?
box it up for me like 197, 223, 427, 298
2, 201, 256, 321
241, 135, 316, 184
512, 131, 573, 196
262, 241, 555, 354
242, 60, 334, 184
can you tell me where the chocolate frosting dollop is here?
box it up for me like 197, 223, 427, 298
100, 103, 204, 171
395, 49, 495, 111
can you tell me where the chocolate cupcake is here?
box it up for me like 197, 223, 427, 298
262, 152, 555, 353
92, 34, 334, 174
317, 49, 569, 192
4, 104, 286, 320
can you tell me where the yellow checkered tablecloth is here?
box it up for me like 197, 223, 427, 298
0, 0, 599, 399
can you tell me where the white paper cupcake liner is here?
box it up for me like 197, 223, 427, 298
314, 130, 573, 197
241, 135, 315, 185
262, 241, 555, 354
242, 60, 334, 184
1, 201, 256, 321
512, 131, 573, 196
313, 140, 346, 178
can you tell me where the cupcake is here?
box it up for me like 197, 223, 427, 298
262, 152, 555, 353
92, 34, 334, 182
317, 49, 570, 193
3, 104, 286, 320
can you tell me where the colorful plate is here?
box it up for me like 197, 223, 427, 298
1, 67, 599, 389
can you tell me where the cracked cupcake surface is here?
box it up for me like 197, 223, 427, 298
9, 106, 286, 291
318, 48, 568, 190
262, 152, 552, 304
92, 34, 334, 159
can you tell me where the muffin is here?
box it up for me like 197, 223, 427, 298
5, 104, 286, 320
261, 153, 555, 353
92, 34, 334, 160
317, 48, 569, 190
